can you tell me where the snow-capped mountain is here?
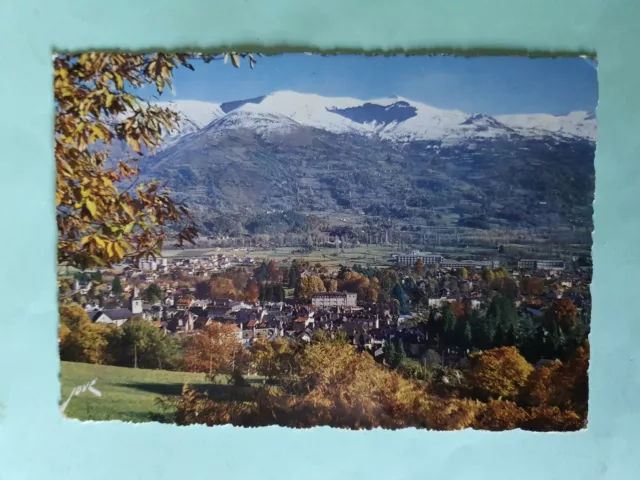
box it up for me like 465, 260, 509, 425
156, 100, 224, 130
200, 105, 303, 140
496, 111, 597, 141
141, 90, 595, 235
152, 100, 224, 147
166, 90, 596, 143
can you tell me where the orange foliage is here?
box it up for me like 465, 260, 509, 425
209, 277, 239, 300
243, 280, 259, 303
520, 276, 543, 296
474, 399, 529, 431
182, 323, 245, 378
449, 301, 466, 319
522, 406, 585, 432
174, 337, 480, 430
544, 298, 578, 331
468, 346, 534, 400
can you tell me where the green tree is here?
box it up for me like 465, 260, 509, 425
378, 268, 399, 292
393, 339, 407, 368
109, 318, 171, 369
383, 340, 397, 367
255, 262, 269, 282
391, 283, 409, 314
455, 317, 473, 350
111, 277, 123, 296
145, 283, 163, 303
442, 307, 457, 345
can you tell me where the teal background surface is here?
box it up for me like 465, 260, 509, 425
0, 0, 639, 478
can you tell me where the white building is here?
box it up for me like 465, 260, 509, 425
396, 252, 444, 267
518, 259, 565, 271
311, 292, 357, 308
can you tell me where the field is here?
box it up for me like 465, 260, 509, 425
163, 245, 399, 268
60, 362, 264, 423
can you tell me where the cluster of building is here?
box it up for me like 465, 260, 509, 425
395, 252, 500, 270
69, 244, 588, 366
109, 253, 255, 283
395, 251, 567, 273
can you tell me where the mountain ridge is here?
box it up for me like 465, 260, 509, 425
154, 91, 597, 143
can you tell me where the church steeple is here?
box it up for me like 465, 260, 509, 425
129, 287, 143, 315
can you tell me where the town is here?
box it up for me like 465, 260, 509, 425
59, 246, 591, 372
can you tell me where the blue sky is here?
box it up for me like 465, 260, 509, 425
145, 54, 598, 115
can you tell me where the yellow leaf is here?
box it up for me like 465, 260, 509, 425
114, 73, 124, 90
122, 203, 135, 219
114, 242, 125, 258
129, 138, 141, 154
85, 199, 97, 218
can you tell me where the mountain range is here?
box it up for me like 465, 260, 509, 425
156, 90, 597, 143
137, 91, 596, 237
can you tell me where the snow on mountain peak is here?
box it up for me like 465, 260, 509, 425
496, 110, 597, 141
154, 91, 596, 144
155, 100, 223, 128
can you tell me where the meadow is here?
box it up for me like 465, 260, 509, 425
59, 362, 265, 423
163, 245, 399, 268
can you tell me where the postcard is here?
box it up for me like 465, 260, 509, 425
55, 53, 595, 430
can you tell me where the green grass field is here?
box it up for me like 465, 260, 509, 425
60, 362, 265, 423
60, 362, 208, 422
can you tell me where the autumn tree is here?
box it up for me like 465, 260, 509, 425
209, 277, 239, 299
55, 53, 256, 270
250, 337, 296, 380
523, 341, 589, 414
58, 303, 111, 364
365, 277, 381, 303
482, 267, 495, 283
467, 346, 534, 400
520, 276, 543, 296
183, 323, 246, 379
325, 279, 339, 292
544, 298, 578, 331
474, 399, 529, 431
267, 260, 280, 282
458, 267, 469, 280
493, 267, 508, 279
172, 334, 484, 430
414, 258, 424, 277
243, 280, 260, 303
297, 275, 326, 301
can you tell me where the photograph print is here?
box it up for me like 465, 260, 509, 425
56, 52, 595, 430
